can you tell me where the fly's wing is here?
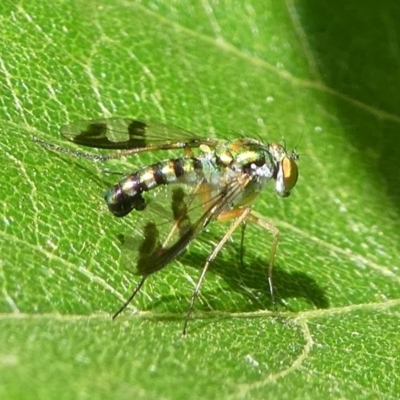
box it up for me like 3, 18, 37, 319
119, 174, 245, 276
61, 118, 217, 151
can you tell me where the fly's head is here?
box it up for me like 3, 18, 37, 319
268, 143, 299, 197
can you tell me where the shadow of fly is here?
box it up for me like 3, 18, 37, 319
36, 118, 299, 335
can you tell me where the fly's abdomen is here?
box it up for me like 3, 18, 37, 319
105, 157, 204, 217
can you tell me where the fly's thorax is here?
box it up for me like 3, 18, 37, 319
267, 143, 299, 197
215, 139, 299, 197
215, 138, 266, 167
214, 139, 277, 178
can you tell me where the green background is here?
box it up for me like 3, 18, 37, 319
1, 0, 400, 399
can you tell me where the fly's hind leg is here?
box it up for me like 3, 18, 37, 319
112, 275, 148, 320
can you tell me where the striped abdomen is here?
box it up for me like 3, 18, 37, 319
105, 157, 204, 217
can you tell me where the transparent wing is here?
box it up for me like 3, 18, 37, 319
119, 173, 246, 276
61, 118, 217, 151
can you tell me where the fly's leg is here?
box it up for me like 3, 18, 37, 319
34, 137, 211, 161
182, 207, 253, 336
245, 211, 280, 314
33, 138, 111, 161
239, 221, 247, 269
211, 209, 281, 314
112, 275, 147, 320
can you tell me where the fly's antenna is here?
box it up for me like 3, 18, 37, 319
293, 130, 303, 152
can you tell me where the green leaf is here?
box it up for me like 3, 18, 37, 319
1, 0, 400, 399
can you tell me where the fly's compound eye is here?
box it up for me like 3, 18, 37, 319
282, 156, 298, 192
276, 155, 299, 197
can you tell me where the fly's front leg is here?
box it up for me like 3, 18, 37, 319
245, 211, 280, 313
182, 207, 252, 336
239, 221, 247, 269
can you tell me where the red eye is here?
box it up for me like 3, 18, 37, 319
282, 156, 298, 191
